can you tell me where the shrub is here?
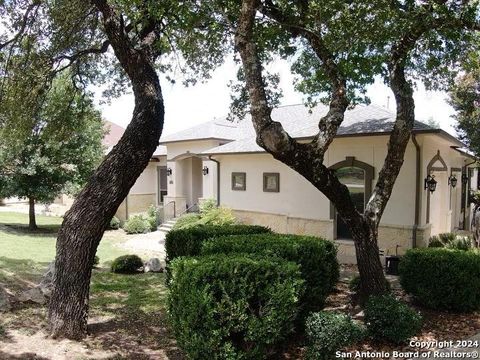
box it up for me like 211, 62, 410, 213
168, 254, 304, 359
428, 232, 473, 251
111, 255, 143, 273
305, 311, 365, 360
165, 224, 271, 284
165, 224, 271, 263
446, 236, 473, 251
108, 216, 121, 230
349, 275, 361, 293
399, 248, 480, 312
146, 205, 159, 231
173, 200, 237, 230
123, 214, 151, 234
364, 295, 422, 344
172, 213, 202, 230
201, 233, 339, 315
93, 255, 100, 267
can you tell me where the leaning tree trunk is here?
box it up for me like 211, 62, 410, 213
28, 196, 37, 231
48, 0, 164, 337
48, 71, 163, 339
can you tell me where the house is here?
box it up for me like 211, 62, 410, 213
118, 104, 478, 263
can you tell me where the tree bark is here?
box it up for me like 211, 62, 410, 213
235, 0, 389, 298
28, 196, 37, 231
48, 0, 164, 340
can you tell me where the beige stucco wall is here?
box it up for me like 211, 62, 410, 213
234, 209, 432, 264
217, 135, 417, 227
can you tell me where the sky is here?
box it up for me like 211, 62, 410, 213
97, 58, 458, 137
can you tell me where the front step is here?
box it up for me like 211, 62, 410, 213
158, 218, 178, 233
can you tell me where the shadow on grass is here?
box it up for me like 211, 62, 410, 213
0, 351, 50, 360
0, 257, 50, 293
88, 269, 184, 359
0, 223, 60, 236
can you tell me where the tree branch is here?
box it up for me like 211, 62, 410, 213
0, 1, 40, 51
259, 0, 348, 153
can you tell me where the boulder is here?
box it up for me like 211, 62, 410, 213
17, 287, 46, 305
0, 286, 11, 312
144, 258, 163, 273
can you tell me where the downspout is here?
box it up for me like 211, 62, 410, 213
209, 155, 221, 206
462, 158, 477, 230
412, 134, 421, 248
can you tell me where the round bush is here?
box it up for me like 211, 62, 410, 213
399, 248, 480, 312
201, 233, 339, 316
364, 295, 422, 344
305, 311, 365, 360
108, 216, 121, 230
111, 255, 143, 274
123, 215, 151, 234
168, 254, 304, 359
93, 255, 100, 267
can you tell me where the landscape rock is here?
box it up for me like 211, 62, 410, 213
17, 287, 47, 305
353, 310, 364, 320
0, 286, 11, 312
144, 258, 163, 273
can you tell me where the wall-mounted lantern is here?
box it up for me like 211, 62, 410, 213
448, 175, 458, 188
167, 168, 172, 176
424, 174, 437, 193
202, 166, 209, 176
462, 173, 469, 186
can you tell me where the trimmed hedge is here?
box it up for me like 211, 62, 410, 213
201, 233, 339, 315
111, 255, 143, 274
364, 295, 422, 344
165, 224, 271, 263
168, 254, 304, 359
305, 311, 365, 360
399, 248, 480, 312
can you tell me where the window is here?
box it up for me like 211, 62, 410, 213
157, 166, 168, 204
263, 173, 280, 192
336, 167, 366, 239
232, 172, 246, 191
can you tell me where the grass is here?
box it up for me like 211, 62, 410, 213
0, 211, 178, 358
0, 211, 148, 264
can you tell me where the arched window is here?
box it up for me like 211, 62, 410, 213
329, 157, 374, 239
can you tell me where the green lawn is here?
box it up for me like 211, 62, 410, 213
0, 211, 179, 358
0, 211, 145, 263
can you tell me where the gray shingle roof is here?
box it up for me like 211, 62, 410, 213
159, 118, 243, 144
200, 104, 437, 155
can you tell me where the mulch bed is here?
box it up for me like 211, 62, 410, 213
283, 264, 480, 359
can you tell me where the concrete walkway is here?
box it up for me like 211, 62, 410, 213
122, 230, 166, 255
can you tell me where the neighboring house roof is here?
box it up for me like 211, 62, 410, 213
103, 121, 125, 149
197, 104, 461, 155
159, 118, 244, 144
153, 145, 167, 157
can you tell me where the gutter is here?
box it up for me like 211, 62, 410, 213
462, 158, 477, 230
412, 134, 421, 248
208, 155, 221, 206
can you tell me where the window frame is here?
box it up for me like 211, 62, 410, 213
263, 172, 280, 192
231, 172, 246, 191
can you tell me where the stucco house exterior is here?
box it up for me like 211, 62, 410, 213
117, 104, 478, 263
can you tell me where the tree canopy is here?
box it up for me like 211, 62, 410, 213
0, 73, 105, 229
450, 69, 480, 158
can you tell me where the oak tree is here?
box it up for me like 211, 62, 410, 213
232, 0, 480, 298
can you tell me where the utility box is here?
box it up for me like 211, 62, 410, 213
385, 256, 401, 275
